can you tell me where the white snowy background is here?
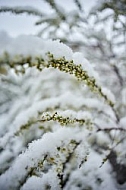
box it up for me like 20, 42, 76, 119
0, 0, 95, 37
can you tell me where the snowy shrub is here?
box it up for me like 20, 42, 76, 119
0, 32, 126, 190
0, 0, 126, 189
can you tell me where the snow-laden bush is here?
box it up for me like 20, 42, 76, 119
0, 32, 126, 190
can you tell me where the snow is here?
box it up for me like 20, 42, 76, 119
0, 0, 95, 37
121, 88, 126, 105
0, 31, 125, 189
73, 52, 99, 79
102, 87, 116, 104
21, 171, 61, 190
0, 31, 73, 60
119, 117, 126, 129
65, 151, 117, 190
0, 128, 78, 189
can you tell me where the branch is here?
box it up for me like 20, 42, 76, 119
44, 0, 66, 20
97, 127, 126, 132
74, 0, 83, 11
39, 112, 92, 126
108, 150, 126, 184
0, 6, 44, 17
0, 52, 115, 107
112, 64, 123, 86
